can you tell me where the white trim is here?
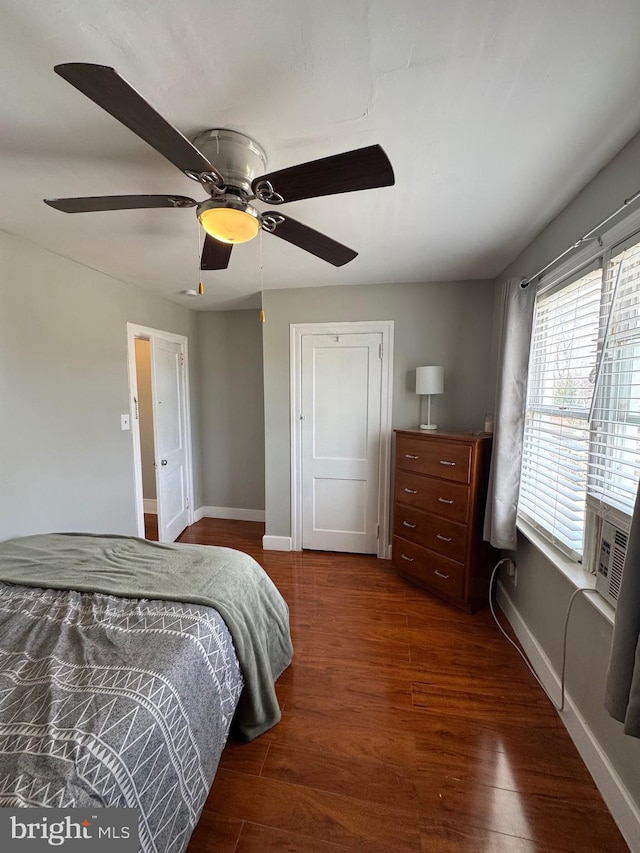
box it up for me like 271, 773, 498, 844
126, 323, 195, 540
262, 535, 293, 551
193, 506, 205, 523
497, 581, 640, 852
143, 499, 157, 514
289, 320, 394, 558
198, 506, 266, 523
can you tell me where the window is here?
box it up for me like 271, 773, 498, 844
589, 241, 640, 515
519, 236, 640, 560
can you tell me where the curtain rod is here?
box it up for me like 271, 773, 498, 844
520, 186, 640, 289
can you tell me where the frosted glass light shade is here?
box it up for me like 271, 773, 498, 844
415, 365, 444, 395
198, 206, 260, 244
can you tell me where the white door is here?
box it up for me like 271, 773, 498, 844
301, 333, 382, 553
150, 337, 189, 542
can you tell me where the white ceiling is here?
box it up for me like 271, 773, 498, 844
3, 0, 640, 310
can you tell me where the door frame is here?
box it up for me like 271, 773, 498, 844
290, 320, 394, 558
126, 323, 195, 539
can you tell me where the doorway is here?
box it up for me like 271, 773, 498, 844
290, 321, 394, 558
127, 324, 194, 542
133, 338, 157, 537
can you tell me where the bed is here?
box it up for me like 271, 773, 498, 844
0, 532, 293, 853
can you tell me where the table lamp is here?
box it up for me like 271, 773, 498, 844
416, 366, 444, 430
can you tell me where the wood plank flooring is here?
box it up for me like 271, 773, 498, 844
174, 518, 629, 852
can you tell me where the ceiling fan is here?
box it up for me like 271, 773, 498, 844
44, 63, 395, 271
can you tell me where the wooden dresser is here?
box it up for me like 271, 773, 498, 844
392, 429, 497, 612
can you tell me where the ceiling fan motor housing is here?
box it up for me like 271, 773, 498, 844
192, 129, 267, 196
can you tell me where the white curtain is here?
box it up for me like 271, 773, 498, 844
605, 479, 640, 737
483, 278, 536, 549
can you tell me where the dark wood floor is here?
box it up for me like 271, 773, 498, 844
168, 518, 629, 852
144, 514, 158, 541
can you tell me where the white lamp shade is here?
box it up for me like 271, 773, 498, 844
415, 365, 444, 395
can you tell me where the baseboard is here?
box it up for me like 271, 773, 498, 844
197, 506, 266, 523
497, 581, 640, 852
143, 499, 157, 514
262, 535, 293, 551
193, 506, 205, 523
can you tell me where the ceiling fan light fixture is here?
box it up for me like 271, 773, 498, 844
197, 198, 261, 244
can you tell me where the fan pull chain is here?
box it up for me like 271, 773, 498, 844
259, 229, 266, 323
196, 220, 204, 295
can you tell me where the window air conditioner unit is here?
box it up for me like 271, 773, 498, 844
594, 520, 629, 609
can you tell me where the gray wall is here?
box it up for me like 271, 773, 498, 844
262, 279, 496, 537
496, 131, 640, 821
0, 230, 201, 541
197, 310, 265, 512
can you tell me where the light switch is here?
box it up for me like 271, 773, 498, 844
121, 414, 130, 431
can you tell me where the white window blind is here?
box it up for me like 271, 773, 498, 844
588, 240, 640, 514
519, 231, 640, 560
519, 268, 602, 558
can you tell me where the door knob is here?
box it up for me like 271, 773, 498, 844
161, 459, 168, 466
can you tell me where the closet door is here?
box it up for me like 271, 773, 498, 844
301, 332, 382, 553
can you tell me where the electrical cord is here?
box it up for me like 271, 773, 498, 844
489, 559, 592, 712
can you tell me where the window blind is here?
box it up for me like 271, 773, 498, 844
588, 240, 640, 514
519, 269, 602, 558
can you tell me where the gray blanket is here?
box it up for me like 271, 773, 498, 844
0, 533, 293, 741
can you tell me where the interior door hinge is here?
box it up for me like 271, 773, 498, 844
180, 353, 185, 367
376, 524, 380, 539
133, 397, 139, 420
378, 343, 383, 359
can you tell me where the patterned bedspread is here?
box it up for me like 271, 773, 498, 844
0, 582, 244, 853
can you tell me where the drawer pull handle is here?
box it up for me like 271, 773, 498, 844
434, 569, 450, 579
401, 554, 415, 562
436, 534, 452, 542
402, 521, 416, 528
439, 460, 456, 466
404, 488, 418, 494
437, 497, 454, 504
404, 453, 419, 459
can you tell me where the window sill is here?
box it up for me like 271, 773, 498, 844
515, 517, 615, 626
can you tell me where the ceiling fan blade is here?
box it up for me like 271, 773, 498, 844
263, 213, 357, 266
252, 144, 394, 204
201, 234, 233, 270
54, 63, 224, 183
44, 195, 197, 213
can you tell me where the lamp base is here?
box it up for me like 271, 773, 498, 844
419, 423, 438, 430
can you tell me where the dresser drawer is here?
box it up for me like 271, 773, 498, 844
396, 435, 471, 483
393, 504, 468, 563
393, 536, 465, 599
395, 469, 470, 523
